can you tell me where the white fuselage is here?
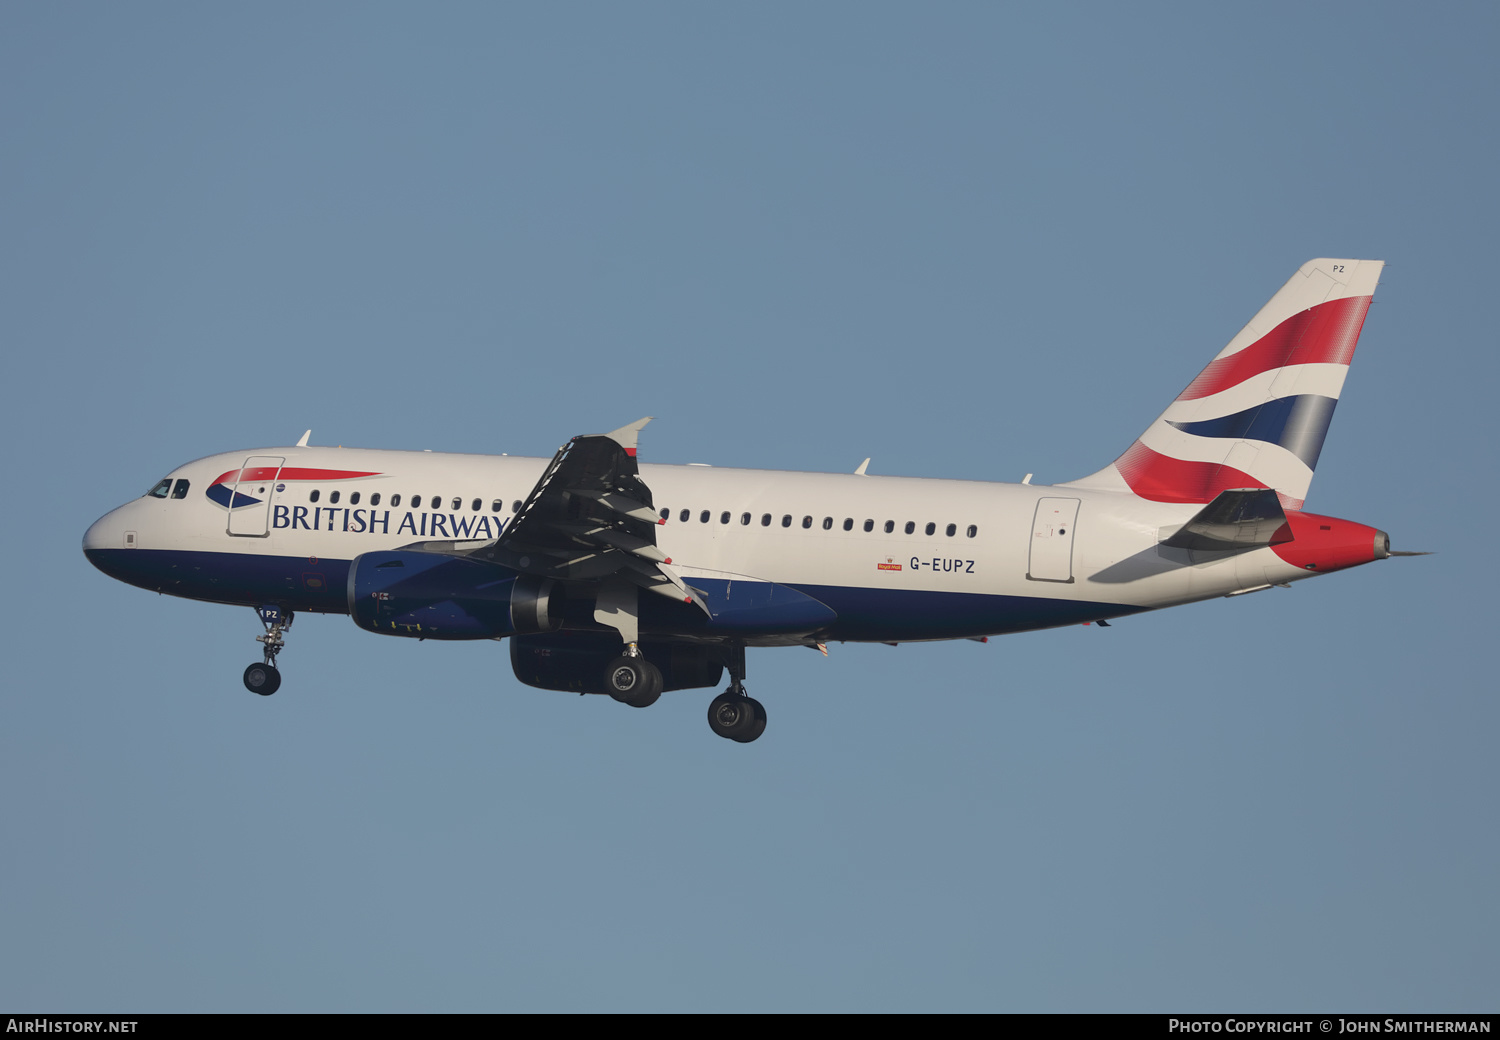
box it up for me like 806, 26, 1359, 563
84, 444, 1317, 643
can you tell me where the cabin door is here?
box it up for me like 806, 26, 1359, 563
226, 456, 285, 537
1027, 497, 1079, 583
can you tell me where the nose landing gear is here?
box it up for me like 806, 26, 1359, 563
243, 605, 292, 696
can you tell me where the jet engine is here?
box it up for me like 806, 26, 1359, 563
348, 550, 560, 640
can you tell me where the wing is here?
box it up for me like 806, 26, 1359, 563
471, 418, 709, 614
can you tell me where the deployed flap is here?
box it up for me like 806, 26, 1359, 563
1161, 488, 1291, 552
471, 418, 712, 618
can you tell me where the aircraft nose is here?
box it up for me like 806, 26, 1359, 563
83, 513, 109, 554
83, 505, 133, 564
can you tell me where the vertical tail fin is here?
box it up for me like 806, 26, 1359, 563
1064, 258, 1384, 509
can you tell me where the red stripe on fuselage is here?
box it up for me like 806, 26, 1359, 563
1177, 295, 1372, 401
210, 467, 382, 487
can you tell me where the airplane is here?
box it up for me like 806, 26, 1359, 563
83, 258, 1423, 743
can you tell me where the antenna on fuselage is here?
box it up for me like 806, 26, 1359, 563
296, 430, 311, 447
854, 458, 870, 476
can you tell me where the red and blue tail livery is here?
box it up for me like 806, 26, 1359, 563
84, 258, 1421, 743
1069, 259, 1381, 510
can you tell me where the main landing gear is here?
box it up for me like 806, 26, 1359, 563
707, 643, 765, 744
243, 605, 292, 696
600, 641, 767, 742
604, 645, 662, 708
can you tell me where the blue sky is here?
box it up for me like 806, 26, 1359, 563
2, 2, 1495, 1011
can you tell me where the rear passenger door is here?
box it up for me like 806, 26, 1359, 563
1027, 497, 1079, 583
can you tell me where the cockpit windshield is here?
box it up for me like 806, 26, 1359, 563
145, 478, 172, 499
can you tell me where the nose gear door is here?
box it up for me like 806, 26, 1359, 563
226, 456, 285, 537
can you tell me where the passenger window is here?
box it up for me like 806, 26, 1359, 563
822, 517, 833, 530
472, 498, 481, 512
802, 516, 812, 529
513, 500, 522, 512
741, 513, 751, 525
700, 510, 710, 523
884, 520, 895, 534
391, 494, 401, 507
863, 519, 873, 532
411, 495, 421, 508
904, 521, 915, 535
452, 497, 462, 510
967, 525, 978, 538
782, 515, 792, 528
720, 512, 730, 524
680, 509, 690, 523
310, 489, 321, 504
350, 492, 361, 505
171, 479, 190, 500
146, 479, 172, 499
493, 500, 504, 512
330, 491, 341, 505
660, 508, 670, 520
761, 514, 771, 527
946, 523, 956, 537
924, 522, 935, 536
843, 518, 853, 531
372, 493, 382, 506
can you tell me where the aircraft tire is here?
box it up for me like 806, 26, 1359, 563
708, 693, 759, 741
731, 697, 767, 743
629, 661, 663, 708
243, 662, 280, 696
605, 657, 660, 708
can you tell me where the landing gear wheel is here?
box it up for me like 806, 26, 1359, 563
708, 692, 765, 742
605, 656, 662, 708
243, 662, 281, 696
736, 697, 767, 743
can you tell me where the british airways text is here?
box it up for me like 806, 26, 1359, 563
272, 506, 508, 540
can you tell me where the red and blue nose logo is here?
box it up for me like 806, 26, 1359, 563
205, 468, 381, 509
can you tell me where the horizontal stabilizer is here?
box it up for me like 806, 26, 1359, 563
1161, 488, 1290, 552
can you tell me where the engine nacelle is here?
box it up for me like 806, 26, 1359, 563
510, 632, 724, 694
348, 550, 559, 640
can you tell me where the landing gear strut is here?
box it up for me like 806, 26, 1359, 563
708, 643, 765, 743
243, 605, 292, 696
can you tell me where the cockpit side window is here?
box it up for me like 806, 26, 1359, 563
146, 479, 171, 499
171, 479, 190, 499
